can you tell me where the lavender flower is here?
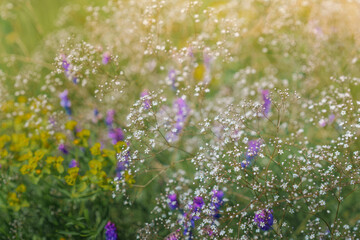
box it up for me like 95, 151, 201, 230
105, 221, 118, 240
62, 55, 77, 84
106, 110, 115, 127
241, 139, 262, 168
211, 190, 224, 219
140, 89, 151, 109
108, 128, 124, 145
165, 230, 181, 240
168, 69, 176, 90
254, 209, 274, 231
166, 98, 190, 142
168, 193, 179, 210
102, 52, 111, 65
69, 159, 79, 168
262, 89, 271, 117
116, 150, 130, 179
59, 90, 71, 116
192, 196, 204, 212
58, 144, 68, 154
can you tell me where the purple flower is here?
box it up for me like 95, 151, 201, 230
262, 89, 271, 117
241, 139, 262, 168
166, 98, 190, 143
69, 159, 79, 168
165, 230, 181, 240
108, 128, 124, 145
106, 110, 115, 127
105, 221, 118, 240
140, 90, 151, 109
59, 90, 72, 115
58, 144, 69, 154
168, 69, 176, 90
254, 209, 274, 231
212, 190, 224, 209
168, 193, 179, 210
62, 55, 77, 84
102, 52, 111, 65
192, 196, 204, 212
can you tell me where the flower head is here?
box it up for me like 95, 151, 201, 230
140, 89, 151, 109
58, 143, 68, 154
168, 193, 179, 210
108, 128, 124, 145
105, 221, 118, 240
59, 90, 71, 115
262, 89, 271, 117
69, 159, 79, 168
106, 110, 115, 127
254, 209, 274, 231
102, 52, 111, 65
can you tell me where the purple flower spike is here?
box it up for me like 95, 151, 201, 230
69, 159, 79, 168
254, 209, 274, 231
262, 89, 271, 117
105, 221, 118, 240
59, 90, 71, 116
242, 139, 262, 168
168, 193, 179, 210
165, 230, 181, 240
102, 51, 111, 65
166, 98, 190, 143
140, 89, 151, 109
212, 190, 224, 209
108, 128, 124, 145
168, 69, 176, 90
61, 55, 77, 84
58, 143, 69, 154
106, 110, 115, 127
192, 196, 204, 212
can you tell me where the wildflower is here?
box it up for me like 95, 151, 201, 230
106, 110, 115, 127
192, 196, 204, 212
168, 193, 179, 210
64, 167, 79, 185
140, 89, 151, 109
59, 90, 71, 116
69, 159, 79, 168
105, 221, 118, 240
166, 98, 190, 142
211, 190, 224, 218
242, 139, 262, 168
319, 114, 336, 127
168, 69, 176, 90
58, 143, 69, 154
102, 51, 111, 65
262, 89, 271, 117
90, 143, 102, 156
254, 209, 274, 231
108, 128, 124, 145
116, 150, 129, 179
62, 55, 77, 84
165, 230, 181, 240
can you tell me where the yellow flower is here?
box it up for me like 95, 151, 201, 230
10, 134, 29, 152
193, 63, 206, 82
77, 129, 90, 139
20, 164, 32, 175
7, 192, 20, 210
18, 151, 33, 161
55, 133, 66, 142
17, 96, 27, 103
54, 156, 64, 173
102, 149, 115, 158
16, 184, 26, 193
89, 160, 102, 175
124, 171, 135, 187
90, 143, 101, 156
65, 120, 77, 131
114, 141, 127, 153
34, 149, 47, 161
45, 156, 56, 165
64, 167, 79, 186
